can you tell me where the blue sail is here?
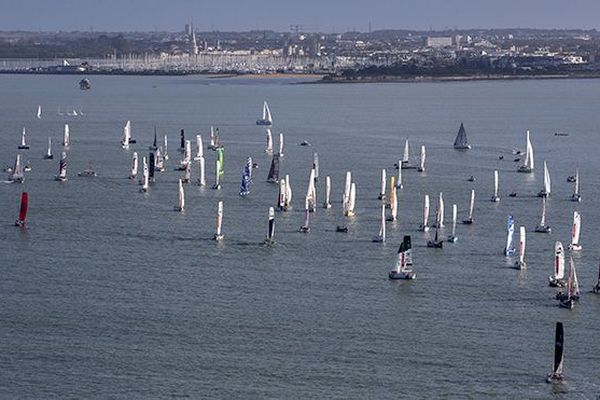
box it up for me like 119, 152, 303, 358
239, 163, 251, 196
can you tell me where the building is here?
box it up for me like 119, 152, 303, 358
426, 36, 453, 48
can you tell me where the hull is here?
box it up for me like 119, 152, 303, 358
570, 194, 581, 202
427, 240, 443, 248
517, 166, 533, 173
568, 244, 582, 251
535, 225, 551, 233
389, 270, 416, 280
256, 119, 272, 126
548, 277, 566, 288
462, 218, 473, 225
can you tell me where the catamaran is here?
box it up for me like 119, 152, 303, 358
388, 235, 416, 280
299, 196, 311, 233
18, 128, 29, 149
174, 179, 185, 212
491, 170, 500, 202
437, 192, 445, 228
256, 101, 273, 126
427, 225, 443, 248
265, 129, 273, 153
419, 194, 430, 232
448, 204, 458, 242
266, 154, 280, 183
515, 226, 526, 269
462, 189, 475, 224
417, 145, 426, 172
265, 207, 276, 244
194, 135, 204, 160
592, 263, 600, 294
63, 124, 70, 147
571, 168, 581, 202
517, 130, 534, 173
306, 168, 317, 212
8, 154, 24, 183
504, 215, 515, 256
44, 137, 54, 159
121, 121, 132, 148
278, 133, 284, 157
372, 203, 386, 243
214, 201, 224, 241
378, 169, 386, 200
396, 162, 403, 188
55, 152, 68, 181
453, 122, 472, 150
239, 159, 251, 196
129, 152, 138, 179
537, 161, 551, 197
568, 211, 582, 251
140, 156, 149, 192
546, 322, 565, 383
14, 192, 28, 227
549, 241, 566, 287
400, 139, 416, 169
36, 105, 42, 119
323, 176, 332, 208
534, 197, 551, 233
387, 178, 398, 222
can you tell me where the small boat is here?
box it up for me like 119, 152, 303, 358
400, 139, 416, 169
566, 175, 576, 183
178, 140, 192, 170
417, 145, 426, 172
534, 197, 551, 233
498, 155, 504, 160
140, 156, 149, 192
266, 154, 280, 184
558, 256, 579, 309
545, 322, 565, 384
378, 169, 386, 200
341, 171, 355, 217
79, 78, 91, 90
208, 127, 223, 151
18, 128, 30, 149
54, 152, 68, 181
299, 197, 311, 233
121, 121, 132, 148
323, 176, 332, 209
239, 157, 251, 196
23, 162, 31, 172
567, 211, 582, 251
462, 189, 475, 225
44, 137, 54, 159
300, 140, 311, 146
256, 101, 273, 126
8, 154, 24, 183
389, 236, 416, 280
387, 179, 398, 222
426, 226, 443, 248
63, 124, 70, 147
345, 183, 356, 217
336, 226, 348, 233
278, 133, 284, 157
509, 192, 517, 197
447, 204, 458, 242
549, 242, 566, 287
264, 207, 276, 244
570, 168, 581, 202
419, 194, 430, 232
592, 263, 600, 294
174, 179, 185, 212
554, 132, 569, 137
537, 161, 551, 197
77, 167, 97, 177
453, 122, 472, 150
504, 215, 515, 256
213, 201, 224, 240
467, 175, 475, 182
517, 130, 534, 173
513, 158, 520, 162
129, 152, 138, 179
372, 203, 386, 243
36, 105, 42, 119
265, 129, 273, 153
491, 170, 500, 202
515, 226, 526, 269
14, 192, 28, 227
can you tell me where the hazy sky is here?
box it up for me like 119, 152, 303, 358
1, 0, 598, 32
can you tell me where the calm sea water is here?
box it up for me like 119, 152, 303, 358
1, 74, 600, 399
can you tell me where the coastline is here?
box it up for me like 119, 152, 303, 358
314, 73, 600, 84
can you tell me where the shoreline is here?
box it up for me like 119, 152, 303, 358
315, 73, 600, 84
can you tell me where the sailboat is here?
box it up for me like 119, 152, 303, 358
174, 179, 185, 212
44, 137, 54, 159
387, 179, 398, 222
148, 153, 155, 183
491, 170, 500, 202
534, 197, 551, 233
306, 168, 317, 212
18, 128, 29, 149
436, 192, 445, 228
323, 176, 332, 208
239, 159, 251, 196
36, 105, 42, 119
178, 140, 192, 170
265, 129, 273, 153
194, 135, 204, 160
8, 154, 24, 183
14, 192, 28, 227
517, 130, 534, 173
447, 204, 458, 242
54, 152, 68, 181
163, 135, 169, 160
284, 175, 292, 210
396, 162, 403, 188
378, 169, 387, 200
558, 256, 579, 309
149, 128, 158, 151
179, 129, 185, 153
256, 101, 273, 126
515, 226, 526, 269
571, 168, 581, 202
546, 322, 565, 383
346, 183, 356, 217
278, 133, 284, 157
504, 215, 515, 256
212, 159, 222, 190
197, 155, 206, 186
155, 147, 165, 172
537, 161, 551, 197
129, 152, 138, 179
214, 201, 224, 241
313, 153, 319, 181
265, 207, 276, 244
549, 241, 566, 287
63, 124, 70, 147
592, 263, 600, 294
140, 156, 149, 192
419, 194, 430, 232
427, 225, 443, 248
453, 122, 471, 150
121, 121, 132, 148
182, 161, 191, 183
400, 139, 416, 169
567, 211, 582, 251
266, 154, 280, 183
462, 189, 475, 224
388, 236, 416, 280
278, 179, 286, 211
372, 203, 386, 242
417, 145, 426, 172
299, 196, 311, 233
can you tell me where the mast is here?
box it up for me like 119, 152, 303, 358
324, 176, 332, 208
130, 152, 138, 179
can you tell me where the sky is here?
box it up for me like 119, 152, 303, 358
1, 0, 598, 32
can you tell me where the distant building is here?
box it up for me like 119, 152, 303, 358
425, 36, 453, 48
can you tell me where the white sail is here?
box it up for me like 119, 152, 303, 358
278, 179, 286, 210
182, 140, 191, 165
555, 242, 565, 280
266, 207, 275, 241
196, 156, 206, 186
402, 139, 410, 163
209, 126, 215, 147
379, 169, 386, 199
214, 159, 221, 188
540, 197, 547, 226
121, 120, 131, 147
571, 256, 580, 298
390, 186, 398, 221
418, 145, 426, 172
130, 152, 138, 179
491, 170, 499, 201
313, 153, 319, 181
36, 105, 42, 119
57, 151, 68, 180
324, 176, 332, 208
451, 204, 457, 236
278, 133, 284, 157
518, 226, 526, 265
163, 135, 169, 160
343, 171, 352, 204
377, 203, 386, 241
571, 211, 581, 249
422, 194, 430, 229
574, 168, 580, 197
285, 174, 292, 207
215, 201, 224, 239
505, 216, 515, 256
20, 127, 27, 147
141, 156, 149, 191
9, 154, 24, 182
176, 179, 185, 211
306, 168, 317, 211
542, 161, 551, 195
519, 130, 534, 172
468, 189, 475, 220
265, 129, 273, 153
263, 101, 273, 123
63, 124, 70, 146
396, 161, 403, 188
346, 183, 356, 216
437, 192, 445, 228
194, 135, 204, 160
46, 137, 53, 158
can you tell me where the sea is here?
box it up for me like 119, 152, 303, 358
1, 74, 599, 399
